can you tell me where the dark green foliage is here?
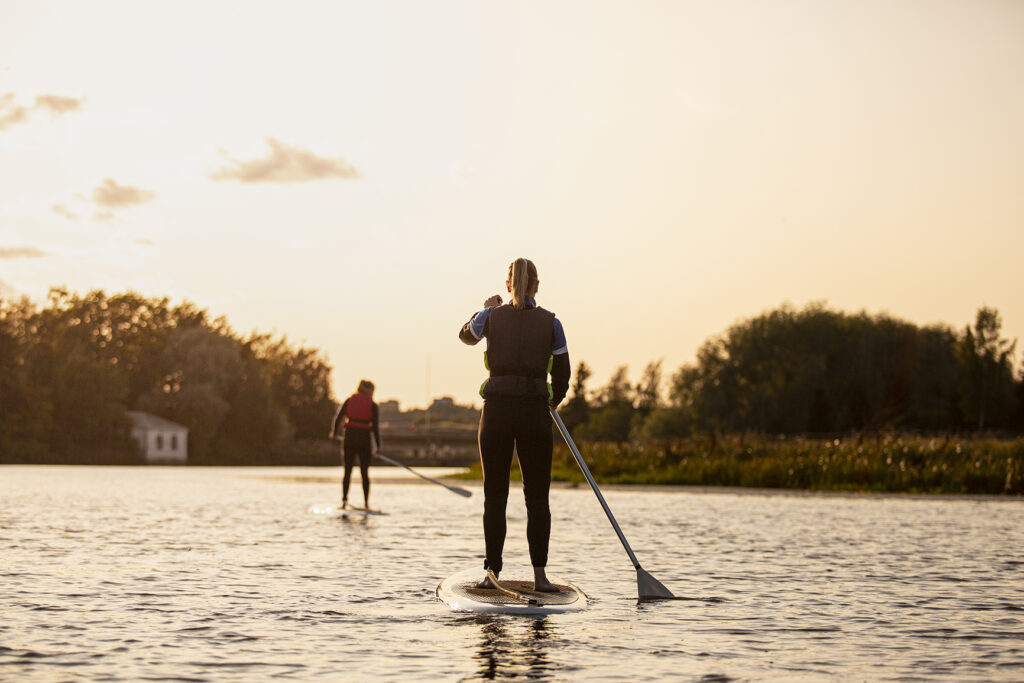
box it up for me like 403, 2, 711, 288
249, 334, 336, 441
559, 361, 592, 432
49, 349, 133, 458
539, 303, 1023, 493
0, 288, 334, 464
566, 303, 1018, 440
0, 307, 52, 459
651, 303, 1019, 436
577, 365, 634, 442
956, 307, 1018, 431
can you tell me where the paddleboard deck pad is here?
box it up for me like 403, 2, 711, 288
437, 567, 587, 615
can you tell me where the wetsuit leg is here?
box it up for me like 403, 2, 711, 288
343, 432, 366, 501
514, 400, 553, 568
344, 430, 371, 505
356, 432, 372, 505
478, 400, 517, 574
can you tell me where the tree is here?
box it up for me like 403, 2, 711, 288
666, 303, 973, 435
0, 302, 51, 460
957, 307, 1018, 430
670, 337, 737, 435
906, 326, 960, 430
49, 349, 133, 459
138, 326, 240, 461
560, 360, 592, 432
1015, 367, 1024, 431
634, 359, 663, 414
0, 287, 334, 464
580, 366, 633, 442
249, 334, 335, 440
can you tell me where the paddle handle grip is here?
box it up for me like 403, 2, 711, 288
550, 408, 641, 569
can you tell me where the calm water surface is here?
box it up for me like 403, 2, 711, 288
2, 466, 1023, 682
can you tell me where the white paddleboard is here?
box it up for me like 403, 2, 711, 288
346, 505, 386, 515
310, 503, 346, 515
437, 566, 588, 615
310, 504, 385, 516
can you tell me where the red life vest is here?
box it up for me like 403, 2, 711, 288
344, 392, 374, 430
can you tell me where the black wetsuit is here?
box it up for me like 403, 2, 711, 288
331, 397, 381, 504
478, 397, 554, 571
460, 301, 570, 573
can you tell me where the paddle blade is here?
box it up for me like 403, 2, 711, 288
636, 566, 675, 601
449, 485, 473, 498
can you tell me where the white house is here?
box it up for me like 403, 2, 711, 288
127, 411, 189, 464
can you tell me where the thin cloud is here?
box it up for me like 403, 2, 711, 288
52, 203, 79, 220
0, 92, 29, 131
0, 246, 47, 259
34, 94, 85, 114
91, 178, 155, 208
211, 138, 361, 183
53, 179, 153, 222
0, 92, 84, 131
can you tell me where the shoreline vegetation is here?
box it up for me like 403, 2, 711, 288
2, 289, 1023, 496
456, 434, 1024, 496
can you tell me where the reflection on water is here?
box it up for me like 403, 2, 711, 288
2, 465, 1023, 682
470, 617, 556, 681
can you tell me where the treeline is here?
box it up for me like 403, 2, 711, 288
560, 304, 1023, 441
0, 289, 336, 464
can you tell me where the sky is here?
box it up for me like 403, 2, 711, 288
1, 0, 1022, 409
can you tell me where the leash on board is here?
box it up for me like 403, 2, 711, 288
486, 569, 539, 606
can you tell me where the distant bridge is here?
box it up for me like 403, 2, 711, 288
378, 421, 478, 466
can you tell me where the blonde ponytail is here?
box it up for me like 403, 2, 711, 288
507, 258, 538, 310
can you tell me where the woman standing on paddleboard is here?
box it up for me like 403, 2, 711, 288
329, 380, 382, 510
459, 258, 571, 591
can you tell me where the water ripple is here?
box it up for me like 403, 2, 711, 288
2, 465, 1022, 682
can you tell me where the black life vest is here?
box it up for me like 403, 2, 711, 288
480, 304, 555, 399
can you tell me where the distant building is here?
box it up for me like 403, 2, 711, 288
127, 411, 189, 464
379, 400, 401, 415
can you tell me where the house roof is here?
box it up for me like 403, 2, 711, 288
127, 410, 189, 432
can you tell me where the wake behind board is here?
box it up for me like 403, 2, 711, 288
437, 567, 587, 615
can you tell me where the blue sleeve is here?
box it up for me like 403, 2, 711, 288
552, 317, 567, 355
469, 308, 492, 340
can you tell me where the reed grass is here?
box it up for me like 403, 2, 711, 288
458, 435, 1024, 495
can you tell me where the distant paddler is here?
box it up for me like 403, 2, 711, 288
458, 258, 571, 592
329, 380, 382, 510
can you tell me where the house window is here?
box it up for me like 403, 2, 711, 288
171, 435, 178, 451
156, 434, 164, 450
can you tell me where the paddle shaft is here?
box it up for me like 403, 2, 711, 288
550, 408, 641, 569
374, 452, 472, 498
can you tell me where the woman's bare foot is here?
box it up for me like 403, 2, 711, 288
533, 567, 558, 592
475, 571, 498, 589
